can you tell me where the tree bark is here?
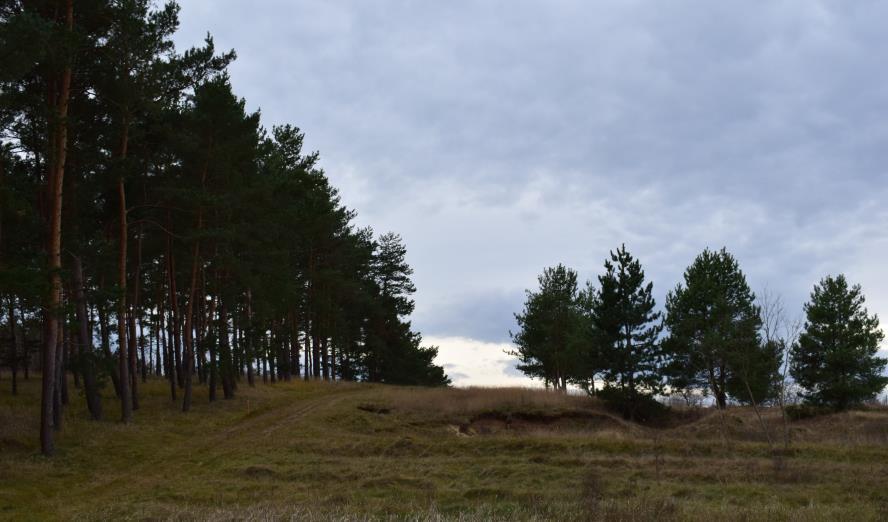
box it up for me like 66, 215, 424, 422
165, 216, 183, 388
133, 223, 146, 385
117, 173, 132, 422
7, 297, 18, 395
311, 323, 320, 379
40, 0, 74, 456
97, 298, 120, 397
321, 336, 329, 380
303, 327, 310, 381
289, 309, 300, 380
53, 319, 64, 431
162, 286, 176, 401
182, 233, 200, 412
219, 292, 233, 399
181, 217, 204, 411
207, 292, 218, 402
126, 198, 141, 410
60, 313, 69, 406
245, 289, 254, 386
72, 256, 101, 419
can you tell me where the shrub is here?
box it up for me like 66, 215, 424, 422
598, 386, 669, 424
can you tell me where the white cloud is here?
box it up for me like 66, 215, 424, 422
425, 336, 541, 388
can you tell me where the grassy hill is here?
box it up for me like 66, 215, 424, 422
1, 378, 887, 521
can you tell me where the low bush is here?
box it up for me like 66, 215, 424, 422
597, 386, 670, 425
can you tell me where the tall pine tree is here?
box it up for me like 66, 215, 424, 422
590, 245, 662, 417
662, 248, 761, 409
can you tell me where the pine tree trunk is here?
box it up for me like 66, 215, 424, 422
206, 289, 218, 401
262, 350, 268, 383
128, 312, 138, 410
67, 309, 79, 389
133, 224, 146, 385
53, 323, 64, 431
182, 139, 208, 411
290, 310, 300, 379
219, 294, 233, 399
246, 289, 255, 387
321, 337, 329, 380
312, 326, 321, 379
60, 312, 69, 406
163, 292, 176, 401
7, 297, 18, 396
117, 172, 132, 423
154, 294, 162, 377
231, 306, 239, 383
182, 233, 200, 412
196, 280, 205, 385
708, 365, 727, 410
329, 338, 335, 381
139, 318, 146, 382
165, 220, 183, 388
97, 299, 120, 397
40, 0, 74, 456
304, 330, 310, 381
73, 256, 102, 420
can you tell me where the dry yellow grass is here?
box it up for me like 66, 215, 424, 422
2, 377, 888, 521
379, 386, 597, 415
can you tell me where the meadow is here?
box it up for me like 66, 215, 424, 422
2, 377, 887, 521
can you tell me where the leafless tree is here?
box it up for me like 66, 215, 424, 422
759, 287, 802, 450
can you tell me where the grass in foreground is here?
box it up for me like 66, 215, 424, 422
1, 377, 888, 521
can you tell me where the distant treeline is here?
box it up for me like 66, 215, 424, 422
0, 1, 448, 456
511, 246, 888, 419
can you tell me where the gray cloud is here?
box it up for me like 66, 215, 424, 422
175, 1, 888, 361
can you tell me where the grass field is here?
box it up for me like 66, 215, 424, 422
1, 377, 888, 521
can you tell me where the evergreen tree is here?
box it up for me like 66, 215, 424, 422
590, 245, 662, 416
365, 232, 447, 385
510, 264, 583, 391
790, 275, 887, 410
662, 248, 762, 409
1, 0, 77, 456
373, 232, 416, 317
724, 338, 782, 406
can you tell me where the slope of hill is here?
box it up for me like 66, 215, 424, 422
1, 378, 887, 521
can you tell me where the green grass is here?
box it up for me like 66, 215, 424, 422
1, 377, 887, 520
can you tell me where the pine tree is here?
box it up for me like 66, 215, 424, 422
724, 338, 782, 406
790, 275, 887, 410
373, 233, 416, 317
662, 248, 762, 409
510, 264, 583, 391
1, 0, 76, 456
364, 232, 447, 385
590, 245, 662, 417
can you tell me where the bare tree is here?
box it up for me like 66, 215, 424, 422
759, 287, 802, 450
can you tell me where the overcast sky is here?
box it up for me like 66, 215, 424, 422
174, 1, 888, 387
